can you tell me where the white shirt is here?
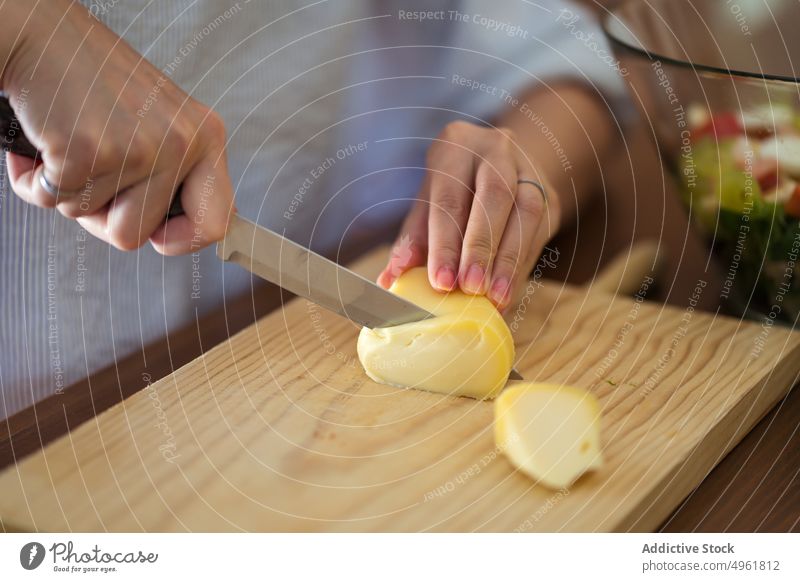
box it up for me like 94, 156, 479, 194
0, 0, 622, 419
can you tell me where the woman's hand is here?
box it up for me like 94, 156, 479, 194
0, 0, 234, 254
378, 121, 561, 311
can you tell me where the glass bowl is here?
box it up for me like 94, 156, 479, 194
603, 0, 800, 323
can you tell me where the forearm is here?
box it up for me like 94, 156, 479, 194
497, 82, 616, 231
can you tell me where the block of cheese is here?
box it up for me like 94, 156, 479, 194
357, 267, 514, 399
495, 382, 603, 489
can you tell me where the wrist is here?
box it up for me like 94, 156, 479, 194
0, 0, 78, 93
0, 2, 37, 92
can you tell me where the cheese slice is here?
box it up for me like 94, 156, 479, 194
495, 382, 603, 489
357, 267, 514, 399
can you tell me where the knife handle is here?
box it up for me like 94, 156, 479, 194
0, 95, 184, 218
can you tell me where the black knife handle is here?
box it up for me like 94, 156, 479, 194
0, 95, 184, 218
0, 96, 39, 158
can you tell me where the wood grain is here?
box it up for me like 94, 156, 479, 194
0, 249, 798, 532
0, 281, 286, 472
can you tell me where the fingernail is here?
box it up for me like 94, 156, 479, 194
435, 266, 456, 291
489, 277, 510, 307
378, 270, 394, 289
463, 264, 486, 294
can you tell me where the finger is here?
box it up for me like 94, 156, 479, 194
502, 181, 562, 313
106, 172, 181, 250
488, 181, 546, 309
149, 139, 235, 256
54, 171, 129, 218
458, 151, 517, 295
5, 152, 55, 208
20, 119, 143, 212
378, 197, 428, 289
55, 126, 154, 218
71, 172, 173, 251
426, 142, 474, 291
75, 211, 111, 246
29, 132, 102, 206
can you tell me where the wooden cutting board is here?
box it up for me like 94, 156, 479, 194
1, 248, 798, 532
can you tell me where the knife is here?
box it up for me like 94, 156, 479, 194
0, 96, 523, 376
219, 214, 434, 328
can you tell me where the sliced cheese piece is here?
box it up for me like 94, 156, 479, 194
357, 267, 514, 399
495, 382, 603, 489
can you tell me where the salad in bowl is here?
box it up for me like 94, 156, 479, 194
604, 0, 800, 322
683, 103, 800, 318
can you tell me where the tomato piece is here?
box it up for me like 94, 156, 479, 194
753, 159, 780, 192
694, 112, 743, 140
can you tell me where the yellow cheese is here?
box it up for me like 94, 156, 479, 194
495, 382, 603, 489
357, 267, 514, 399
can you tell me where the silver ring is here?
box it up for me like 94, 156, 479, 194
39, 173, 61, 197
39, 172, 82, 199
517, 179, 548, 204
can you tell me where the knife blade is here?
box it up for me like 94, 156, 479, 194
217, 215, 434, 328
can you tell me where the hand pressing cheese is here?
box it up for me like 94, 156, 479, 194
357, 267, 514, 399
495, 382, 603, 489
